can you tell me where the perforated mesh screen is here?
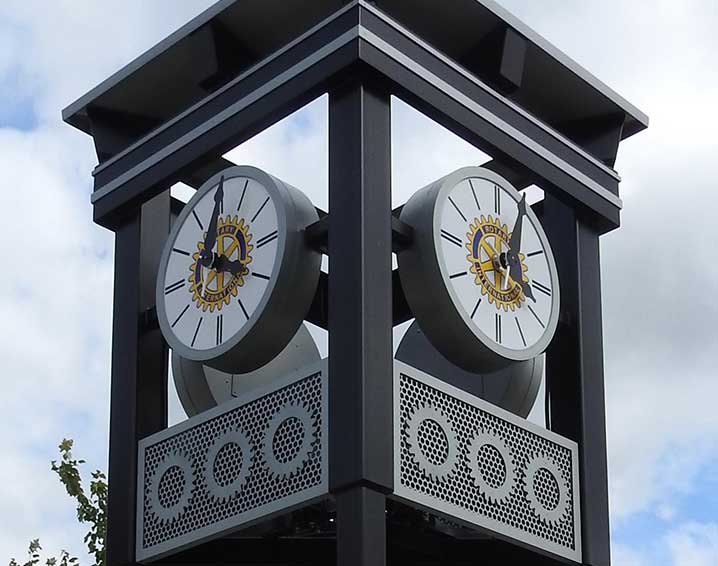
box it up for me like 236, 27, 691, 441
477, 444, 506, 489
157, 466, 185, 509
273, 417, 305, 464
212, 442, 244, 488
394, 365, 581, 563
535, 468, 560, 511
137, 365, 328, 561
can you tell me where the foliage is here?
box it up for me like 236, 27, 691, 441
9, 541, 76, 566
8, 440, 107, 566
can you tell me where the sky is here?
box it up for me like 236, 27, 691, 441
0, 1, 717, 565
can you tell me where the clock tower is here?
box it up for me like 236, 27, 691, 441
64, 2, 647, 565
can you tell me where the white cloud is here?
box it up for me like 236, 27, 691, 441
0, 0, 214, 560
612, 543, 649, 566
666, 522, 718, 566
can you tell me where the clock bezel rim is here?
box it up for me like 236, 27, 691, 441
433, 166, 560, 360
156, 165, 319, 370
398, 166, 560, 371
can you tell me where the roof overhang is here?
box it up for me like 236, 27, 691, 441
63, 0, 648, 232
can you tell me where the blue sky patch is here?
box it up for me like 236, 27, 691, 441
0, 68, 38, 131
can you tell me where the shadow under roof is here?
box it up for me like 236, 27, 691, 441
63, 0, 647, 150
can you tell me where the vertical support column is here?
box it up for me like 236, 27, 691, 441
328, 76, 393, 566
106, 192, 170, 566
543, 194, 610, 566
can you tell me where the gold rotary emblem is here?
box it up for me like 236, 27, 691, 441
189, 216, 253, 312
465, 215, 529, 312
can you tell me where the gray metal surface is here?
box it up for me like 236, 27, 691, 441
396, 320, 543, 418
136, 360, 328, 562
63, 1, 646, 140
393, 361, 581, 563
359, 32, 622, 210
87, 8, 623, 213
172, 323, 321, 417
156, 165, 320, 373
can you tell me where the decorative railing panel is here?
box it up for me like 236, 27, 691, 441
136, 360, 328, 562
393, 361, 582, 563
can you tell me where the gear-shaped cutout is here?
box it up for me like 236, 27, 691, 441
467, 430, 516, 504
406, 405, 459, 482
148, 451, 193, 524
203, 428, 253, 502
524, 454, 570, 526
263, 403, 316, 480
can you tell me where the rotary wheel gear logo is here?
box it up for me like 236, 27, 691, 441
147, 451, 194, 524
523, 454, 570, 526
465, 215, 529, 312
406, 405, 459, 483
189, 215, 253, 312
203, 428, 254, 503
467, 430, 516, 504
263, 403, 316, 480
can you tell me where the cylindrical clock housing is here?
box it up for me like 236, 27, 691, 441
398, 166, 560, 372
156, 166, 321, 374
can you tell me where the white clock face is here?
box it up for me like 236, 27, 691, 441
437, 175, 556, 352
161, 175, 280, 352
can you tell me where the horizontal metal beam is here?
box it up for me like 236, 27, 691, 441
305, 210, 413, 255
87, 1, 623, 231
357, 3, 621, 230
90, 4, 361, 228
305, 270, 412, 330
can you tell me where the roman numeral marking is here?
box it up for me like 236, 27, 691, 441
526, 250, 544, 257
448, 196, 467, 222
449, 271, 468, 279
532, 280, 552, 297
237, 179, 248, 211
238, 299, 249, 320
171, 304, 190, 328
515, 317, 527, 347
252, 271, 271, 280
216, 315, 223, 345
191, 317, 203, 347
440, 229, 463, 247
494, 185, 501, 215
251, 196, 270, 223
164, 280, 185, 295
495, 313, 502, 344
172, 248, 190, 256
256, 230, 278, 249
527, 304, 545, 328
471, 298, 482, 318
469, 179, 481, 211
192, 210, 204, 230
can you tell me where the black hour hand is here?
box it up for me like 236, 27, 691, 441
214, 254, 248, 276
507, 193, 535, 302
200, 176, 225, 267
507, 251, 535, 302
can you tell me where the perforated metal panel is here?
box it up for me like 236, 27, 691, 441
393, 361, 582, 563
136, 360, 328, 562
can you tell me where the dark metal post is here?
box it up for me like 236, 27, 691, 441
543, 193, 610, 566
328, 75, 393, 566
106, 191, 170, 566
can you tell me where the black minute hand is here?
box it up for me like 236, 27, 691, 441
199, 176, 224, 267
507, 193, 535, 302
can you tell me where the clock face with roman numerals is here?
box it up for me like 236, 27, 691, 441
156, 166, 320, 373
398, 167, 560, 371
